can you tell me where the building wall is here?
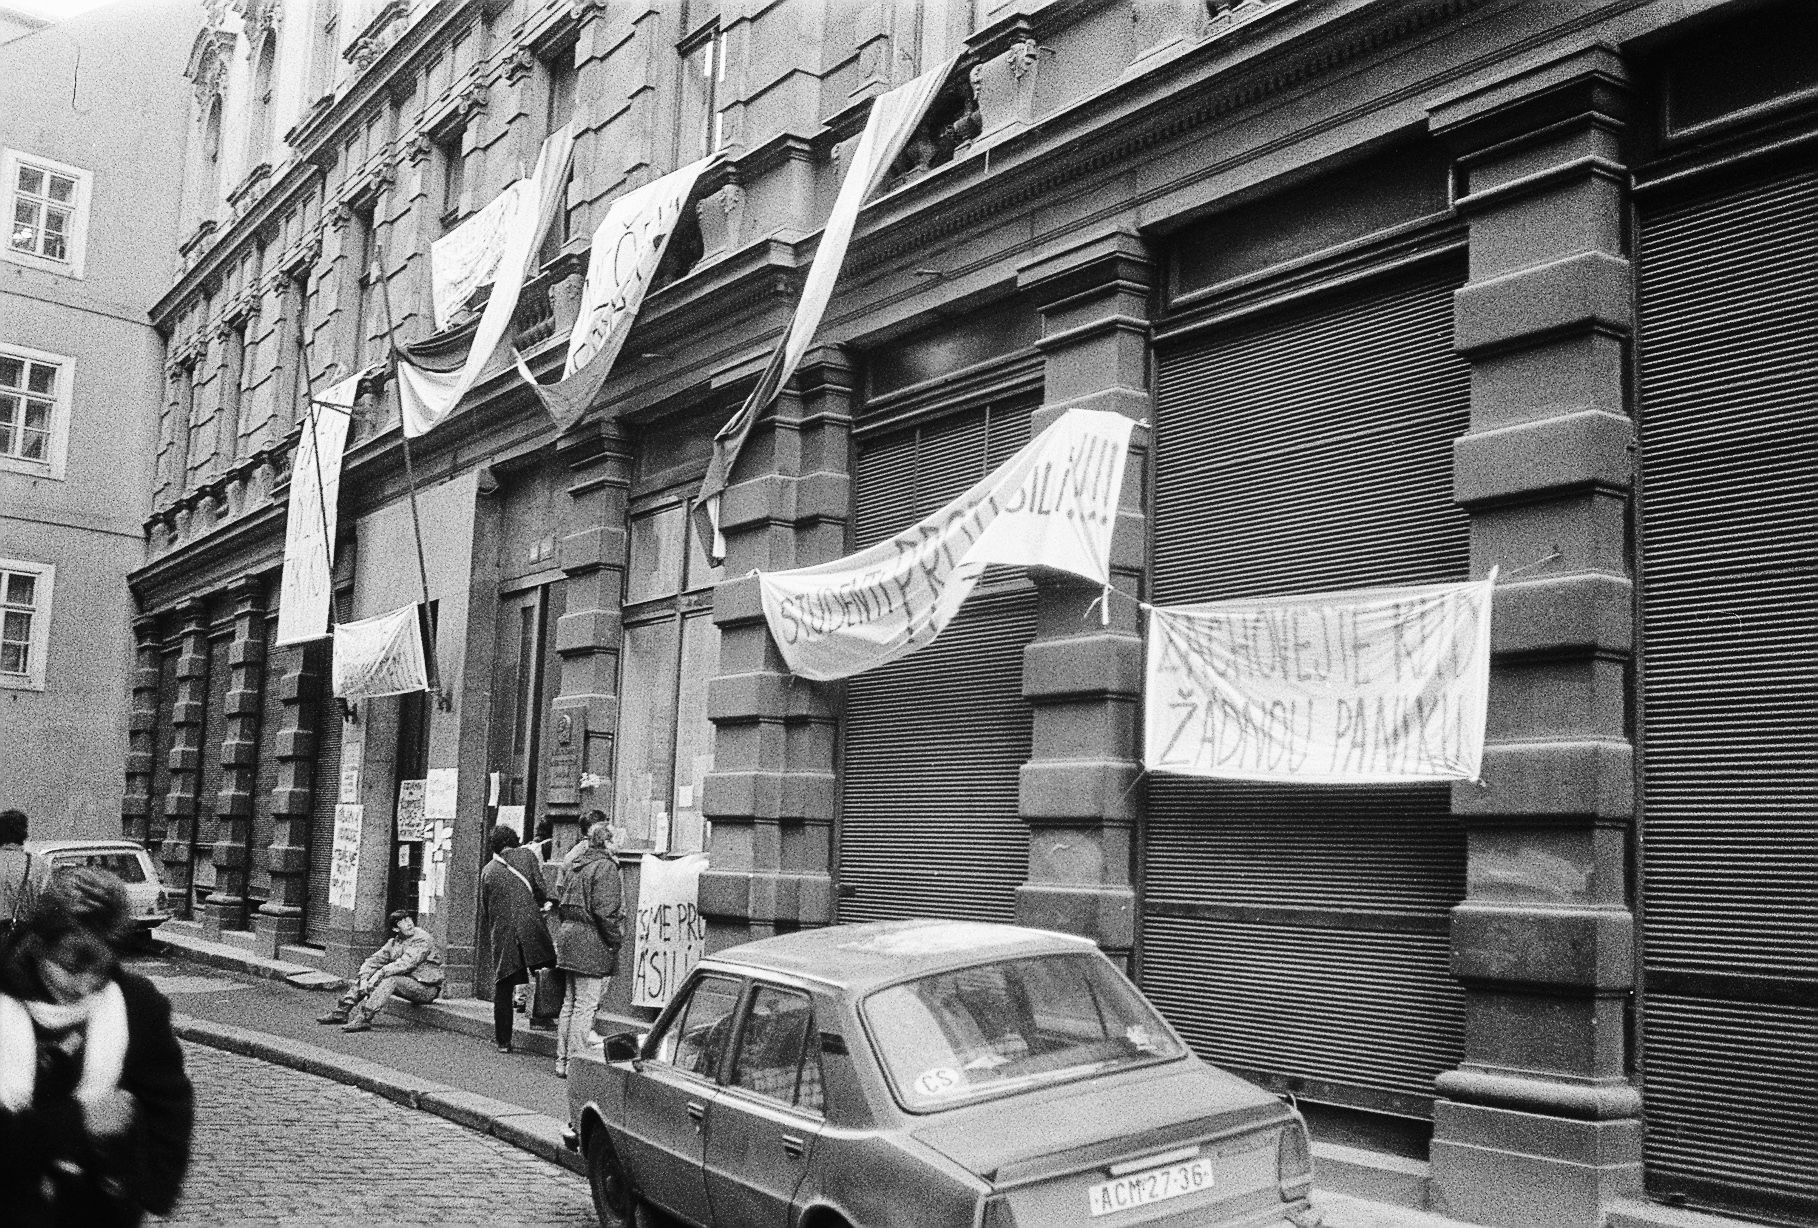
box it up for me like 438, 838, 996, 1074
0, 1, 194, 837
118, 1, 1816, 1226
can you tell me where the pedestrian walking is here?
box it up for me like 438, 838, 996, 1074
551, 819, 625, 1078
478, 823, 555, 1053
315, 909, 444, 1032
0, 865, 194, 1228
1, 808, 51, 944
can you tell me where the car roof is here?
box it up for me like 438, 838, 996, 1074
703, 919, 1099, 994
23, 839, 151, 855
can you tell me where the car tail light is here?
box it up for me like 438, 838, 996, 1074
1277, 1115, 1314, 1199
980, 1195, 1018, 1228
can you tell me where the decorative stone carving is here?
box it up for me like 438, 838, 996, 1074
696, 184, 746, 263
344, 0, 409, 72
970, 37, 1041, 150
346, 34, 381, 71
404, 131, 434, 163
504, 46, 536, 84
457, 79, 489, 119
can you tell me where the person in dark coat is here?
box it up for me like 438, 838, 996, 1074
0, 866, 194, 1228
551, 820, 625, 1077
478, 823, 555, 1052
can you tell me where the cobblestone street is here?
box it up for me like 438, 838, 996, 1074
151, 1046, 598, 1228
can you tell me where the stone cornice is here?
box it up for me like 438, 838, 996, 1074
153, 157, 323, 328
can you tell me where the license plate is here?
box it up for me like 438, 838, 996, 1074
1086, 1157, 1214, 1217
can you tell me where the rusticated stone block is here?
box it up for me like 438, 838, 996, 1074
1452, 739, 1631, 819
1454, 408, 1633, 507
1451, 902, 1633, 990
1454, 252, 1632, 358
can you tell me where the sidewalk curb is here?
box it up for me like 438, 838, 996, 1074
172, 1015, 585, 1177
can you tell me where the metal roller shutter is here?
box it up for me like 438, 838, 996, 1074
1146, 261, 1471, 1119
1636, 161, 1818, 1226
838, 400, 1035, 924
304, 642, 343, 944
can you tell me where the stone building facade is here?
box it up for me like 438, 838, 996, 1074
126, 1, 1815, 1226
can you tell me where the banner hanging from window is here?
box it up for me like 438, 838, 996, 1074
514, 156, 714, 433
275, 374, 360, 647
695, 57, 957, 562
397, 123, 574, 438
430, 178, 535, 332
758, 407, 1134, 681
332, 602, 432, 701
1143, 574, 1496, 784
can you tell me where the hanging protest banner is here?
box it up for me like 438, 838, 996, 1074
758, 407, 1134, 680
1143, 574, 1496, 784
430, 179, 535, 331
397, 123, 574, 438
630, 853, 709, 1009
395, 778, 427, 841
275, 374, 360, 646
328, 803, 363, 910
332, 603, 431, 701
695, 58, 957, 562
514, 157, 713, 433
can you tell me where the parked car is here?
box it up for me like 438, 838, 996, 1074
566, 919, 1319, 1228
24, 838, 175, 940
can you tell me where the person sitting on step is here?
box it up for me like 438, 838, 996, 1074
317, 910, 444, 1033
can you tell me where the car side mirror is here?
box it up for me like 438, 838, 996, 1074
603, 1031, 642, 1063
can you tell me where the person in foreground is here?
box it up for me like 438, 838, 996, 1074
0, 866, 194, 1227
316, 909, 444, 1032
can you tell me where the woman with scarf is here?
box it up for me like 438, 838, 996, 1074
478, 823, 556, 1053
0, 866, 193, 1227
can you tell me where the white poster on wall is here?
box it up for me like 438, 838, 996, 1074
1143, 574, 1496, 784
328, 803, 363, 910
275, 374, 360, 647
425, 768, 458, 821
758, 407, 1134, 680
630, 853, 709, 1009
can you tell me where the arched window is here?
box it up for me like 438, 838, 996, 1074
248, 32, 277, 166
203, 94, 224, 195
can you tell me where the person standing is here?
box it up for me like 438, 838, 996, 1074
1, 808, 50, 944
0, 866, 194, 1227
551, 820, 625, 1077
478, 824, 555, 1053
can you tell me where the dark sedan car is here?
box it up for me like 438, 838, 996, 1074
566, 919, 1320, 1227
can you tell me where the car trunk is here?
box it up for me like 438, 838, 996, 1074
911, 1061, 1293, 1225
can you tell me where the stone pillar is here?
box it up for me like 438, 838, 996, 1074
204, 576, 267, 936
700, 349, 852, 947
1426, 48, 1641, 1228
1012, 230, 1152, 964
161, 598, 210, 916
255, 638, 320, 956
122, 615, 163, 847
553, 420, 634, 830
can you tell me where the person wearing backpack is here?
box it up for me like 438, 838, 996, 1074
0, 809, 49, 945
550, 819, 624, 1078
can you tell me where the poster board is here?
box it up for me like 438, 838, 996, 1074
629, 853, 709, 1008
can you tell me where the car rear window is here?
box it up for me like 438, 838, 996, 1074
862, 952, 1186, 1111
50, 851, 148, 884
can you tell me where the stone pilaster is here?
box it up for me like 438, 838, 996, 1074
700, 349, 852, 946
553, 420, 634, 826
1426, 47, 1642, 1228
204, 576, 267, 936
161, 598, 211, 915
254, 638, 320, 956
123, 615, 163, 847
1012, 230, 1152, 963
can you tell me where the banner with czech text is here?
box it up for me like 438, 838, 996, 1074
398, 123, 574, 438
430, 179, 535, 332
759, 407, 1134, 681
275, 374, 360, 647
513, 156, 713, 433
1143, 576, 1495, 784
332, 603, 432, 701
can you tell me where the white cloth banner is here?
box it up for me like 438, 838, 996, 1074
759, 407, 1135, 681
398, 123, 574, 437
629, 853, 709, 1008
430, 179, 535, 331
274, 374, 360, 646
696, 58, 957, 560
512, 156, 712, 432
1144, 575, 1496, 784
332, 603, 430, 700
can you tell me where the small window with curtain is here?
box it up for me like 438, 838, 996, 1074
4, 149, 92, 278
0, 559, 54, 691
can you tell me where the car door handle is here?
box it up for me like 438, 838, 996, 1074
686, 1101, 706, 1128
781, 1134, 805, 1158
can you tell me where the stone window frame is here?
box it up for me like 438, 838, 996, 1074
675, 18, 728, 166
0, 557, 54, 691
0, 340, 73, 482
2, 148, 93, 280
